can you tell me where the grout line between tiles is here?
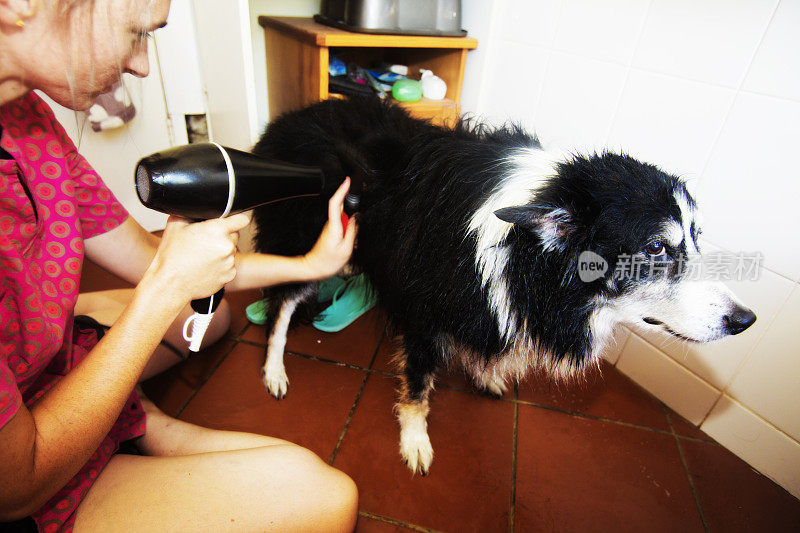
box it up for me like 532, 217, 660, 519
230, 321, 251, 341
513, 396, 714, 444
437, 377, 688, 439
600, 0, 654, 147
329, 370, 371, 465
358, 511, 441, 533
173, 340, 239, 418
691, 0, 781, 195
667, 410, 710, 532
509, 382, 518, 533
328, 327, 386, 465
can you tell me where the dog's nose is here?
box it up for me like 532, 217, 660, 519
723, 307, 757, 335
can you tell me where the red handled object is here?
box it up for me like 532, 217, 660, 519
342, 187, 360, 233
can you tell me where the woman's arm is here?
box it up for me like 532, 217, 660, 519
84, 216, 160, 286
0, 275, 183, 519
86, 179, 357, 291
0, 214, 249, 519
227, 178, 357, 291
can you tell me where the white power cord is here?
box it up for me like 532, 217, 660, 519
182, 312, 214, 352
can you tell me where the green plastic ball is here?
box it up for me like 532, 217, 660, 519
392, 79, 423, 102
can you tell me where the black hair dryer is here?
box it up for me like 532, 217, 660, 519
135, 141, 324, 351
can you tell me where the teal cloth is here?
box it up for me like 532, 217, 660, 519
245, 274, 376, 333
313, 274, 377, 332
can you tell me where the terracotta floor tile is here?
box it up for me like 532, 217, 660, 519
667, 412, 714, 442
240, 308, 386, 368
224, 288, 263, 338
681, 439, 800, 532
140, 338, 236, 417
515, 404, 703, 532
177, 342, 366, 461
239, 322, 266, 345
516, 360, 671, 431
334, 372, 514, 532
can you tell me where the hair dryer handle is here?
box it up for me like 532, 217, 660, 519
183, 288, 225, 352
191, 287, 225, 314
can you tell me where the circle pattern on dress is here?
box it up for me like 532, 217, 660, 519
1, 92, 138, 532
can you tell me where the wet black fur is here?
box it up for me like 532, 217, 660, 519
251, 96, 691, 400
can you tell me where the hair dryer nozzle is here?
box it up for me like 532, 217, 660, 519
135, 142, 325, 220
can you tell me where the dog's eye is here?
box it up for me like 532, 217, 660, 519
644, 241, 666, 257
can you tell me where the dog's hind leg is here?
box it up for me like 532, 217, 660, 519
393, 336, 441, 475
261, 285, 315, 399
463, 356, 509, 398
472, 366, 509, 397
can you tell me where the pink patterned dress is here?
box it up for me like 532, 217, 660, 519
0, 92, 146, 532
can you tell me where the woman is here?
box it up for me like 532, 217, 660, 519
0, 0, 359, 531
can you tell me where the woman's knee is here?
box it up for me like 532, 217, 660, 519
256, 445, 358, 531
304, 460, 358, 532
325, 467, 358, 531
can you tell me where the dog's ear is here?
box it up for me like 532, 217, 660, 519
494, 205, 574, 250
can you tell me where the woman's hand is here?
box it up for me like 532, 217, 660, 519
143, 213, 252, 303
300, 178, 358, 280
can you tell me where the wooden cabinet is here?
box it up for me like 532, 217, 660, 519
258, 16, 477, 127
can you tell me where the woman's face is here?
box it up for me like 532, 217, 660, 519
30, 0, 171, 110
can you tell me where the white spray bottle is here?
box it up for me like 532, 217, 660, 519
419, 69, 447, 100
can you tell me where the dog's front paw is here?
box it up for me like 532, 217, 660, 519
399, 427, 434, 475
262, 366, 290, 399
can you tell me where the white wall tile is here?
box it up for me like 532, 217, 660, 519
633, 0, 778, 88
631, 241, 794, 389
479, 40, 549, 130
617, 333, 720, 424
701, 395, 800, 499
727, 286, 800, 442
695, 92, 800, 281
552, 0, 650, 65
534, 52, 628, 154
743, 0, 800, 102
496, 0, 562, 49
606, 69, 735, 180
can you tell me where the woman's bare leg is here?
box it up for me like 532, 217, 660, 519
73, 376, 358, 532
75, 289, 232, 379
133, 393, 294, 455
72, 446, 358, 532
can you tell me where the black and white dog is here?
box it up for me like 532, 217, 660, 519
251, 96, 756, 474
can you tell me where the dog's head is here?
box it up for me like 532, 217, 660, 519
495, 152, 756, 343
